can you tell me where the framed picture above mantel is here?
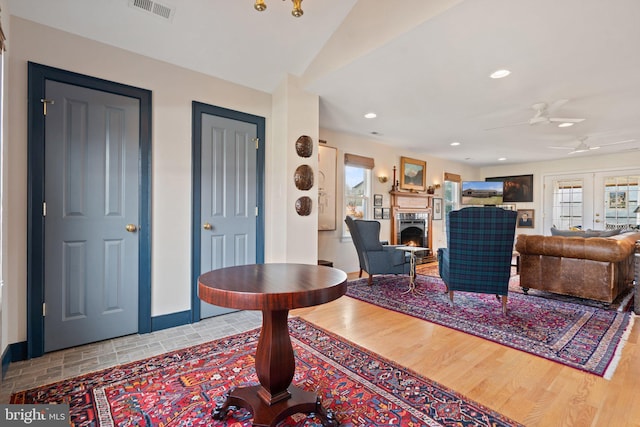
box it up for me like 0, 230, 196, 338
400, 157, 427, 192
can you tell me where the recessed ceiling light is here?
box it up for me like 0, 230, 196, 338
450, 141, 461, 146
364, 112, 377, 119
498, 157, 507, 161
490, 69, 511, 79
558, 122, 574, 128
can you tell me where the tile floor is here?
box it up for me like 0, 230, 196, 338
0, 310, 263, 403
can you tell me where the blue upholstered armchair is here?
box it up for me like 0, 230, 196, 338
345, 216, 411, 285
437, 207, 517, 314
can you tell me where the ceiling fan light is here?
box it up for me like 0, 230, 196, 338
558, 122, 574, 128
490, 69, 511, 79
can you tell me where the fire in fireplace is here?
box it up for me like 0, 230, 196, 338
396, 212, 429, 249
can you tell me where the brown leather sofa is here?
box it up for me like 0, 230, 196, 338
515, 232, 640, 303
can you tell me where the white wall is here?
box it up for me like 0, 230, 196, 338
0, 0, 9, 363
318, 128, 478, 274
480, 151, 640, 235
5, 16, 319, 346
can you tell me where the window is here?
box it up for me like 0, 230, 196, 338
344, 165, 371, 219
443, 172, 461, 224
343, 153, 374, 238
552, 179, 583, 229
603, 175, 639, 229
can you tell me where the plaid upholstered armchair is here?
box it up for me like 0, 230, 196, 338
345, 216, 411, 285
437, 207, 517, 314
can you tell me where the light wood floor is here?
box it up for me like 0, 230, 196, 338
293, 273, 640, 427
3, 272, 639, 426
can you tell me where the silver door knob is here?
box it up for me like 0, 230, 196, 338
203, 222, 213, 230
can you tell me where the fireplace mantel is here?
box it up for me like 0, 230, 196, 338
389, 191, 435, 261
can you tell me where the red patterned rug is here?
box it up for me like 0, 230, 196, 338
11, 318, 522, 426
346, 275, 634, 379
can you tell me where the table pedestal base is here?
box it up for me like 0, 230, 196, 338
213, 385, 338, 427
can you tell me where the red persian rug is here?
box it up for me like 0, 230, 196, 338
11, 318, 522, 426
346, 275, 634, 378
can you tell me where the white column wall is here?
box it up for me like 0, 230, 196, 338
0, 0, 9, 362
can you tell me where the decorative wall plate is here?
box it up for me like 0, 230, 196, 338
294, 165, 314, 190
295, 196, 312, 216
295, 135, 313, 158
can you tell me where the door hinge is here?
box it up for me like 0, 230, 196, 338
42, 302, 46, 317
40, 98, 55, 116
43, 201, 47, 217
253, 137, 259, 149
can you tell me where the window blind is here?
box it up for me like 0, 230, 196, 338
344, 153, 374, 170
444, 172, 461, 183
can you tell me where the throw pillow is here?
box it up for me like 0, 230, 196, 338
550, 227, 586, 237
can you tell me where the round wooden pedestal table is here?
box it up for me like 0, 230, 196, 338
198, 263, 347, 427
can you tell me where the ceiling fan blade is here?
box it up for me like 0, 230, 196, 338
548, 145, 574, 150
547, 98, 570, 112
600, 139, 636, 146
548, 117, 585, 123
484, 121, 529, 130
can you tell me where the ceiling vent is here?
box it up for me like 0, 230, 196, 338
129, 0, 176, 22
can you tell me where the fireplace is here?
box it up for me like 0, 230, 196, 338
389, 190, 435, 263
396, 212, 429, 249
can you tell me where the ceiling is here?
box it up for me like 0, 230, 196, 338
9, 0, 640, 166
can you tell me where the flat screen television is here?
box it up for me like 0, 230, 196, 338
461, 181, 504, 205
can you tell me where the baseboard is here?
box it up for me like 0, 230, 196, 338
1, 341, 28, 379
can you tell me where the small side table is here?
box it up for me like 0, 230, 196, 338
396, 246, 429, 294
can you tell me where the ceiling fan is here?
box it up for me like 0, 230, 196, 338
549, 136, 637, 155
486, 99, 585, 130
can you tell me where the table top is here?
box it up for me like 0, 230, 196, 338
396, 246, 429, 252
198, 263, 348, 311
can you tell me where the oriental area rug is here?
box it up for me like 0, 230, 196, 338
346, 275, 634, 379
11, 318, 522, 427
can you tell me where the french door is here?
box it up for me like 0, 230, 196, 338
543, 169, 640, 232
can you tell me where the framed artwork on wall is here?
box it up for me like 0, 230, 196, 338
486, 174, 533, 202
382, 208, 390, 219
373, 194, 383, 206
318, 144, 337, 230
517, 209, 534, 228
400, 156, 427, 192
374, 207, 383, 219
433, 198, 443, 220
